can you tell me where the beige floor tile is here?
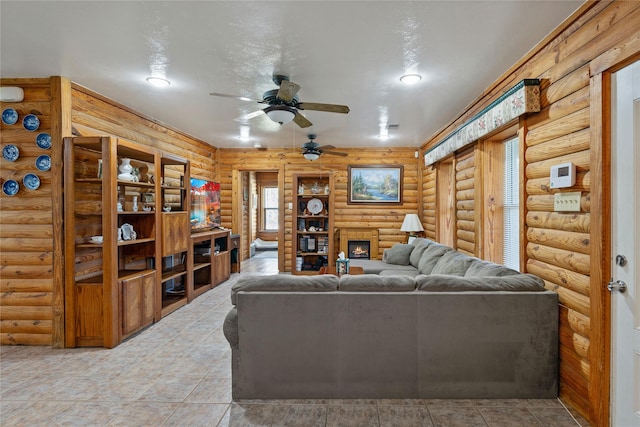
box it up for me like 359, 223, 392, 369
477, 406, 541, 427
378, 405, 434, 427
107, 401, 179, 426
217, 402, 279, 427
326, 404, 379, 427
275, 403, 328, 427
162, 402, 229, 426
428, 405, 488, 427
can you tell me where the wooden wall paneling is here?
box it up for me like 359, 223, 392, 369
419, 3, 640, 422
0, 78, 55, 346
422, 166, 437, 240
454, 149, 475, 255
218, 148, 416, 271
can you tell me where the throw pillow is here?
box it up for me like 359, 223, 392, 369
409, 239, 430, 268
382, 243, 415, 265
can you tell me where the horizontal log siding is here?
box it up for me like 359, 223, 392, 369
422, 166, 437, 239
218, 148, 418, 272
0, 79, 56, 346
419, 2, 640, 423
454, 150, 476, 255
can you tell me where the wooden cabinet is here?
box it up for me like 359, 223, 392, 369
63, 137, 228, 347
121, 270, 155, 339
292, 173, 334, 274
188, 229, 231, 300
64, 136, 159, 348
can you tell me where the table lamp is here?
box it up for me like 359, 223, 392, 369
400, 213, 424, 243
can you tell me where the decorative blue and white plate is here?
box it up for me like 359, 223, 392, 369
23, 173, 40, 191
36, 132, 51, 149
2, 144, 19, 162
35, 154, 51, 171
22, 114, 40, 131
2, 179, 19, 196
1, 108, 18, 125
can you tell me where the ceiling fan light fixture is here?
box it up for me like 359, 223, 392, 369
400, 73, 422, 85
146, 76, 171, 87
303, 149, 321, 161
264, 105, 296, 125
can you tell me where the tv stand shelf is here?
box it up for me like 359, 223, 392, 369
188, 229, 231, 300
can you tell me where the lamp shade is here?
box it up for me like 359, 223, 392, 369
303, 150, 320, 161
264, 105, 295, 125
400, 213, 424, 233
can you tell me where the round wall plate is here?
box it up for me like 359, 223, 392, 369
307, 198, 323, 215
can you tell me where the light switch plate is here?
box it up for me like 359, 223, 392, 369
554, 191, 581, 212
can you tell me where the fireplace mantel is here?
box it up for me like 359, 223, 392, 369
338, 228, 379, 260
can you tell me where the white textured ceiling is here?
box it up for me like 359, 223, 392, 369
0, 1, 582, 150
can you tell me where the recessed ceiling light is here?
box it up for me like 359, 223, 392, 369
146, 76, 171, 87
400, 74, 422, 84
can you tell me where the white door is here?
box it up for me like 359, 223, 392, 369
611, 60, 640, 426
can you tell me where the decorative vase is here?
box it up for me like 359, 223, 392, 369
117, 158, 134, 181
132, 196, 138, 212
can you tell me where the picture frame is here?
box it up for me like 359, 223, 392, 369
347, 165, 403, 205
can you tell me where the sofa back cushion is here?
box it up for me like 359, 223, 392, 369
339, 274, 416, 291
430, 250, 476, 276
409, 239, 431, 268
464, 260, 520, 277
231, 274, 339, 305
382, 243, 415, 265
417, 244, 452, 274
416, 273, 545, 292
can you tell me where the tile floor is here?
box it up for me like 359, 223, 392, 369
1, 256, 588, 426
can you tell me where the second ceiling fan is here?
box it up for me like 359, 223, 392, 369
210, 75, 350, 128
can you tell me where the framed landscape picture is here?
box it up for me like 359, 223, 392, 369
347, 165, 403, 204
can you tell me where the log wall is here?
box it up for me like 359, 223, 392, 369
454, 149, 476, 256
0, 78, 217, 348
0, 78, 65, 347
419, 2, 640, 424
217, 147, 418, 272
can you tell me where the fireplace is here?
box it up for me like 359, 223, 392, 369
348, 240, 370, 259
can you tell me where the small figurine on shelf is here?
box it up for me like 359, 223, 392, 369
324, 184, 330, 194
311, 182, 321, 194
117, 196, 124, 212
298, 183, 305, 194
162, 203, 171, 212
132, 196, 138, 212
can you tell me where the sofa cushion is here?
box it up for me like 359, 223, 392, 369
379, 268, 421, 277
409, 239, 431, 268
223, 308, 239, 348
231, 274, 339, 305
417, 244, 452, 275
415, 273, 545, 292
382, 244, 415, 265
464, 260, 520, 277
430, 250, 475, 276
339, 274, 416, 291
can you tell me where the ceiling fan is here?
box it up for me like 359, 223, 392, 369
300, 134, 347, 161
210, 75, 350, 128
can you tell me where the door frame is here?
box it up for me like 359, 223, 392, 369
590, 52, 640, 426
232, 167, 284, 272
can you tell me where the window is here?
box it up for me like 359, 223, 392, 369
262, 187, 279, 230
503, 137, 519, 270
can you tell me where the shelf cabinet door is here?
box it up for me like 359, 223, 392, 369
121, 270, 155, 338
162, 212, 189, 256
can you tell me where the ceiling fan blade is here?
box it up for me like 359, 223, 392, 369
316, 145, 335, 150
321, 150, 348, 157
210, 92, 264, 103
277, 81, 301, 102
293, 112, 313, 128
297, 102, 350, 114
235, 109, 264, 122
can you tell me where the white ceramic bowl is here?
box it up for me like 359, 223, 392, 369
90, 235, 103, 244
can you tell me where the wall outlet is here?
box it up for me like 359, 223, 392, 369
554, 191, 581, 212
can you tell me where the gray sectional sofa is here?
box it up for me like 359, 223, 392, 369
223, 238, 559, 400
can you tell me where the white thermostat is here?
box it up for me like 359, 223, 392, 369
550, 162, 576, 189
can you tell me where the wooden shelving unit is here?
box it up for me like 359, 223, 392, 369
292, 173, 334, 274
64, 136, 160, 348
